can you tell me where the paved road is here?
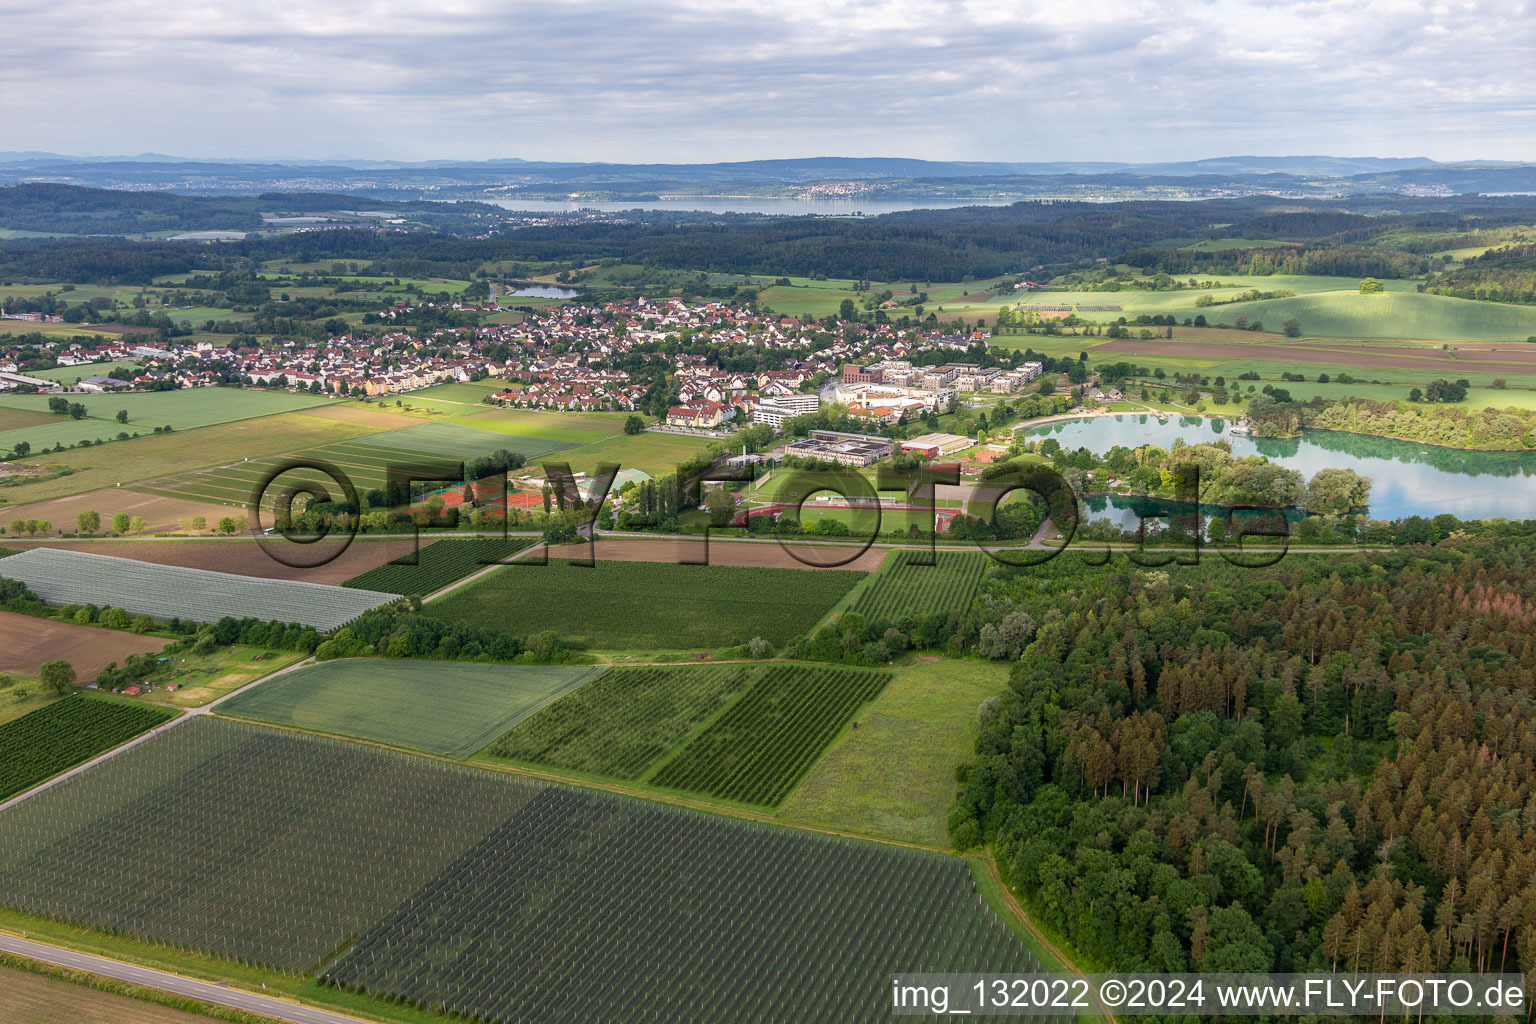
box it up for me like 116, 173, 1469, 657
0, 934, 367, 1024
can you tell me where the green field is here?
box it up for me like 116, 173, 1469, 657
781, 659, 1008, 845
0, 388, 336, 453
0, 718, 545, 973
343, 421, 575, 460
1197, 290, 1536, 342
456, 407, 627, 443
0, 695, 175, 801
649, 663, 891, 806
0, 412, 386, 506
425, 558, 864, 649
218, 660, 607, 757
321, 782, 1032, 1023
400, 380, 507, 405
28, 360, 145, 384
848, 549, 987, 621
131, 422, 568, 509
548, 429, 716, 476
341, 537, 532, 595
0, 716, 1034, 1010
487, 663, 759, 778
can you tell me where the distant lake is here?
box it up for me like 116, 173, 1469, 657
507, 285, 580, 298
1018, 414, 1536, 521
486, 197, 1015, 216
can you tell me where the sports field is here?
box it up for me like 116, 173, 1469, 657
425, 558, 864, 649
219, 660, 607, 757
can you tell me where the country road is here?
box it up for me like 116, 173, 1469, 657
0, 935, 367, 1024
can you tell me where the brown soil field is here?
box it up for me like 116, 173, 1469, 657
0, 489, 230, 537
297, 403, 412, 429
1097, 340, 1536, 376
543, 536, 888, 571
8, 537, 422, 584
0, 609, 168, 681
0, 965, 213, 1023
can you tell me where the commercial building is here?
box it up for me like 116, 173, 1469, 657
751, 393, 820, 429
900, 432, 974, 458
783, 429, 894, 467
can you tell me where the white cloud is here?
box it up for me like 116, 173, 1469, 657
1, 0, 1531, 161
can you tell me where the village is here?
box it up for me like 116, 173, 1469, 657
0, 297, 1045, 436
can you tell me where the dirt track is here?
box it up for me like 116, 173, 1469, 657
543, 536, 889, 571
7, 538, 421, 585
0, 609, 168, 681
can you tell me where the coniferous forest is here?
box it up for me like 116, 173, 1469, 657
950, 541, 1536, 980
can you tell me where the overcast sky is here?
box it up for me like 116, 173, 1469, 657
4, 0, 1533, 163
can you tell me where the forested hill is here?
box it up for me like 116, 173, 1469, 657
951, 542, 1536, 978
0, 184, 499, 235
4, 189, 1536, 284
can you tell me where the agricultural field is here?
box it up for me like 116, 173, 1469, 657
0, 407, 57, 431
0, 608, 168, 682
0, 717, 1033, 1009
321, 783, 1032, 1024
0, 411, 385, 506
541, 536, 888, 572
353, 421, 573, 461
1183, 289, 1536, 343
488, 663, 757, 778
341, 537, 533, 595
0, 718, 544, 972
129, 423, 549, 511
400, 380, 507, 405
0, 388, 336, 454
1095, 337, 1536, 382
454, 407, 625, 444
0, 965, 215, 1024
14, 537, 422, 586
649, 664, 891, 806
550, 428, 716, 477
425, 558, 864, 650
781, 659, 1009, 846
847, 549, 987, 622
0, 488, 232, 538
220, 660, 607, 757
0, 695, 175, 801
0, 547, 397, 631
